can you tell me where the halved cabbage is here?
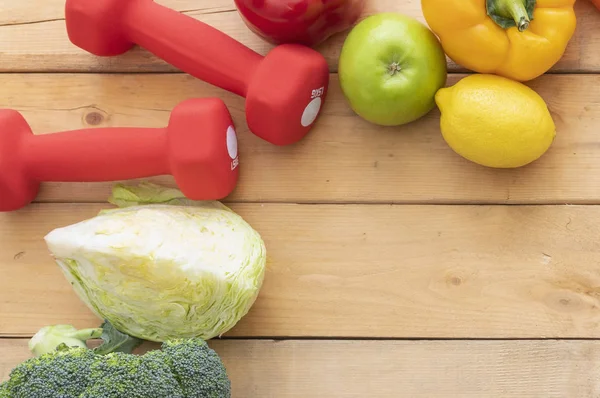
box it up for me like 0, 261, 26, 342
44, 183, 267, 342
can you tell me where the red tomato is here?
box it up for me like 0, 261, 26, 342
234, 0, 366, 47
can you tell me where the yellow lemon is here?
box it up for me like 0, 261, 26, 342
435, 74, 556, 168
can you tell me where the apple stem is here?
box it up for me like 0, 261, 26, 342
486, 0, 535, 32
388, 62, 401, 76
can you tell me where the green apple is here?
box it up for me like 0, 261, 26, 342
338, 13, 447, 126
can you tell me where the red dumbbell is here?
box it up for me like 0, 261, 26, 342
0, 98, 239, 212
64, 0, 330, 146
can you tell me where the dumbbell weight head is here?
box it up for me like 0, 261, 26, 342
166, 98, 240, 200
246, 44, 329, 146
64, 0, 134, 56
0, 110, 39, 212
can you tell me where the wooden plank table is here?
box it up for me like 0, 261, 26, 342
2, 0, 600, 396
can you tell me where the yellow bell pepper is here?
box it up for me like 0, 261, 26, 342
421, 0, 577, 82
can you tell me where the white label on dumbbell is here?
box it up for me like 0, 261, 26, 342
227, 125, 239, 171
302, 87, 324, 127
301, 97, 322, 127
227, 125, 238, 159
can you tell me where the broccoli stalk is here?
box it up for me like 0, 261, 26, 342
28, 321, 143, 357
28, 325, 103, 356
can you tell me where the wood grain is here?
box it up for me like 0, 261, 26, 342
2, 203, 600, 338
1, 338, 600, 397
0, 0, 595, 73
3, 0, 600, 394
2, 73, 600, 205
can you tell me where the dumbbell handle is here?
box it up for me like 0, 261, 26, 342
24, 127, 167, 182
123, 0, 262, 97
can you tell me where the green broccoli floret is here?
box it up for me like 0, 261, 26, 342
1, 323, 231, 398
0, 381, 10, 397
162, 339, 231, 397
4, 347, 96, 397
81, 351, 184, 398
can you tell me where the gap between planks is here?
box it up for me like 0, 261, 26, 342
5, 335, 600, 342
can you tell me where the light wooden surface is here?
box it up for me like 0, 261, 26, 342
0, 0, 595, 73
3, 203, 600, 338
2, 338, 599, 397
4, 73, 600, 204
2, 0, 600, 396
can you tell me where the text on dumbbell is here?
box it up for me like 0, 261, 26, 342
311, 87, 325, 99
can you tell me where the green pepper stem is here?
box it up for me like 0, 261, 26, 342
500, 0, 529, 31
487, 0, 535, 32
